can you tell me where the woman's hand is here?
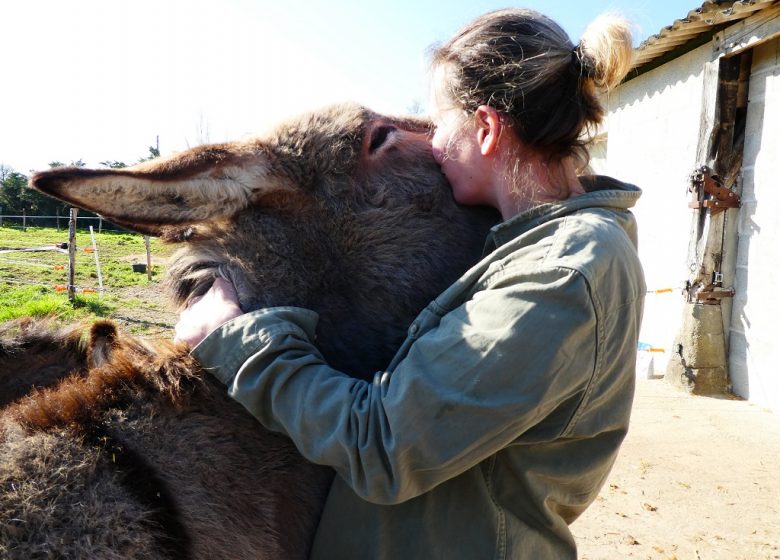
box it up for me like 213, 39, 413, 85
174, 277, 244, 347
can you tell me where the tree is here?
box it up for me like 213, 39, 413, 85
48, 160, 85, 169
137, 143, 160, 164
0, 170, 58, 215
0, 169, 27, 214
0, 151, 151, 221
0, 163, 74, 216
100, 160, 127, 168
0, 164, 12, 182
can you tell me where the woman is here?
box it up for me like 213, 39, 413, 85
176, 8, 645, 559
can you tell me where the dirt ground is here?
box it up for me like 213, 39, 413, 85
111, 284, 178, 337
571, 378, 780, 560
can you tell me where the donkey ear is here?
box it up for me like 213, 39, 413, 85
29, 142, 282, 237
86, 320, 120, 369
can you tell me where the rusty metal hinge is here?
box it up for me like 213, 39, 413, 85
688, 166, 741, 215
687, 272, 736, 304
693, 287, 735, 303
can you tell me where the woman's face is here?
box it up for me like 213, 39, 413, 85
429, 73, 493, 207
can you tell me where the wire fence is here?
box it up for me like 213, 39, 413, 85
1, 209, 156, 299
0, 211, 181, 336
0, 209, 127, 232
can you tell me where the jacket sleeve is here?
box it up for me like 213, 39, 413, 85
191, 267, 597, 505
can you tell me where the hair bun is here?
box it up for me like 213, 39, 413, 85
579, 14, 634, 90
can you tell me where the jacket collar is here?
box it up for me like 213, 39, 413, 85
485, 175, 641, 251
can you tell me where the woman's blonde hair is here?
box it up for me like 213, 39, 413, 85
430, 9, 633, 164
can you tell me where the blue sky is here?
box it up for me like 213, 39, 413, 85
0, 0, 692, 173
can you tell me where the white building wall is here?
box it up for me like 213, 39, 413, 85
729, 37, 780, 412
603, 43, 713, 372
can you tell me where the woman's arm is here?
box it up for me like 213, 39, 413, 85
191, 268, 597, 505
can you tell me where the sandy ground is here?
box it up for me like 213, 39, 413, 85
571, 378, 780, 560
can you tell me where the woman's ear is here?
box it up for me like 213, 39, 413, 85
474, 105, 502, 156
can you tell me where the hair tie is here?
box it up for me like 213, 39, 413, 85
571, 43, 596, 78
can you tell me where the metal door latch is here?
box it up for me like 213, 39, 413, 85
688, 166, 741, 215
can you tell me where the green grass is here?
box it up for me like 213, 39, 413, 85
0, 285, 115, 322
0, 225, 177, 332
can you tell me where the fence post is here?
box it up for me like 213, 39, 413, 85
22, 208, 26, 231
99, 216, 103, 233
89, 225, 103, 296
0, 206, 3, 227
68, 208, 78, 301
56, 208, 61, 231
144, 235, 153, 280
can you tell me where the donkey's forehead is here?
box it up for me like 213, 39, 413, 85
257, 103, 434, 192
267, 104, 366, 150
266, 103, 431, 148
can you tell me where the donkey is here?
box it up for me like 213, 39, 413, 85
0, 103, 497, 559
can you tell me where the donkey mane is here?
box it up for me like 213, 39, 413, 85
0, 319, 89, 408
5, 321, 199, 435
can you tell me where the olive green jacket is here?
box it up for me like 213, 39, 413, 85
193, 176, 646, 559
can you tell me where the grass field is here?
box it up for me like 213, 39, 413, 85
0, 225, 178, 335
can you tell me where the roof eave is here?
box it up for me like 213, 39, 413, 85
631, 0, 779, 73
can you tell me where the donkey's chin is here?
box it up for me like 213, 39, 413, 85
216, 264, 257, 314
164, 267, 220, 311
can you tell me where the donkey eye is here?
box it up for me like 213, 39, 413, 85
368, 125, 396, 154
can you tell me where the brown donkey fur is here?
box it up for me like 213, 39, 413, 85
0, 103, 497, 559
0, 319, 89, 408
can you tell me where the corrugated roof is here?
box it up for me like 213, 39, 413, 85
634, 0, 780, 69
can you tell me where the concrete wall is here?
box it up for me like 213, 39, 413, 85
601, 27, 780, 413
603, 43, 713, 372
728, 37, 780, 412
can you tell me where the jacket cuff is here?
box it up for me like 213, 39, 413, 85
190, 307, 320, 385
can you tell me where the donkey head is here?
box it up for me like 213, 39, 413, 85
30, 103, 497, 378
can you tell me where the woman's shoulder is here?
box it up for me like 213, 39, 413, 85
485, 205, 644, 305
551, 207, 645, 309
